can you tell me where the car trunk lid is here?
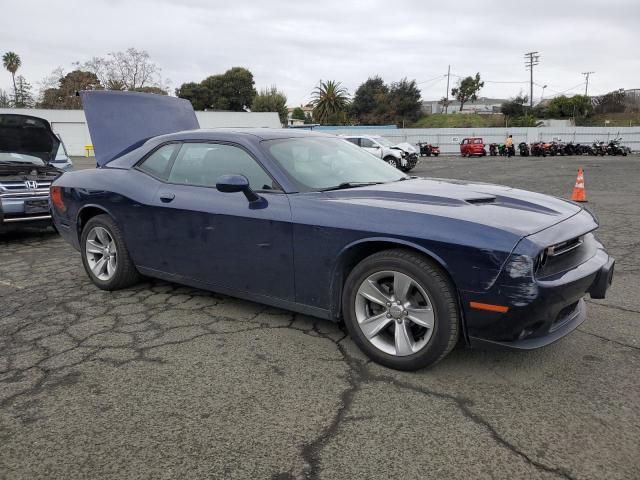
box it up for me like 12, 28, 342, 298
80, 90, 200, 167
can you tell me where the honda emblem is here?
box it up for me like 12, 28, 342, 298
24, 180, 38, 190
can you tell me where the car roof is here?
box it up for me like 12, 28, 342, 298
153, 128, 335, 143
340, 134, 380, 139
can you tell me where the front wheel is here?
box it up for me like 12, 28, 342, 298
81, 214, 141, 290
384, 156, 399, 168
342, 250, 459, 371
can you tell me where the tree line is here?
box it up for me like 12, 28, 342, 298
3, 50, 633, 127
1, 48, 168, 109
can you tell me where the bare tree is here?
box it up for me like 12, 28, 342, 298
108, 48, 161, 90
74, 48, 166, 93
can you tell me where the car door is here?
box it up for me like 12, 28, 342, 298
460, 138, 469, 154
143, 141, 295, 301
359, 137, 382, 158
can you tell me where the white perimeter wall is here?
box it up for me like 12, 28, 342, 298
2, 108, 637, 156
0, 108, 281, 156
326, 126, 640, 154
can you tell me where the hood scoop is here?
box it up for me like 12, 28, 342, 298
466, 196, 497, 205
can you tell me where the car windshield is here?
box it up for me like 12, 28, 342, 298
0, 152, 45, 165
264, 137, 406, 192
375, 137, 394, 147
55, 140, 69, 160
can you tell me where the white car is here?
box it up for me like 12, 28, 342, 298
49, 135, 74, 171
341, 135, 418, 172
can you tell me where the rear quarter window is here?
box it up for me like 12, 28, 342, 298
138, 144, 179, 181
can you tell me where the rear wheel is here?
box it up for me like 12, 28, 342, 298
342, 250, 459, 370
81, 214, 140, 290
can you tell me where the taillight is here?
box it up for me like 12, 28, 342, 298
50, 186, 66, 213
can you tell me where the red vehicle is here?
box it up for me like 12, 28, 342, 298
460, 137, 486, 157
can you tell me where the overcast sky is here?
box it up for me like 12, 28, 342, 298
2, 0, 639, 107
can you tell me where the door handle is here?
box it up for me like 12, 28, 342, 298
159, 192, 175, 203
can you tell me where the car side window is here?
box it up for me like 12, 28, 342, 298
138, 144, 178, 180
345, 138, 359, 146
461, 139, 468, 145
360, 138, 375, 148
168, 143, 278, 191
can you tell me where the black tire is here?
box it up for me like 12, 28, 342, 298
384, 156, 399, 169
342, 249, 459, 371
433, 153, 439, 157
80, 214, 141, 291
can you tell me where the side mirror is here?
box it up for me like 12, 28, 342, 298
216, 174, 260, 202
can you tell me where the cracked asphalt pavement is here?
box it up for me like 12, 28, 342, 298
1, 155, 639, 479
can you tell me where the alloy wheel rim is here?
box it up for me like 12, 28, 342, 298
85, 226, 117, 281
354, 270, 434, 356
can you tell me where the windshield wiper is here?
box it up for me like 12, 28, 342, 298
320, 181, 385, 192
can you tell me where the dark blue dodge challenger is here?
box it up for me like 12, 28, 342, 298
51, 91, 614, 370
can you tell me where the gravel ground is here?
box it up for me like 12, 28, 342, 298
1, 155, 638, 480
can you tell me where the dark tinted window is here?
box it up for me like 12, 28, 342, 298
360, 138, 376, 148
168, 143, 276, 190
138, 144, 178, 180
344, 138, 359, 146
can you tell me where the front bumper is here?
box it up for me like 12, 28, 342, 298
0, 194, 52, 232
463, 238, 614, 351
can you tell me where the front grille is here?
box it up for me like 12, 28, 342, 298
0, 180, 52, 199
536, 233, 597, 278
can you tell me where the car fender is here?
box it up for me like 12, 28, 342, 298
76, 203, 120, 239
329, 236, 456, 316
383, 148, 402, 159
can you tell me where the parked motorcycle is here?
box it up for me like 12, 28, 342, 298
531, 142, 546, 157
489, 143, 498, 156
576, 143, 594, 155
546, 141, 560, 156
593, 140, 607, 156
518, 142, 530, 156
563, 142, 577, 156
418, 142, 440, 157
607, 137, 628, 156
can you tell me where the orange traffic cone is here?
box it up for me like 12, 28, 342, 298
571, 168, 587, 202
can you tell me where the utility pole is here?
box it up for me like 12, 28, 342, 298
444, 65, 451, 114
582, 71, 595, 96
524, 51, 540, 109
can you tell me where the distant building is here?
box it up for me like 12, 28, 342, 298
422, 97, 508, 115
287, 105, 314, 126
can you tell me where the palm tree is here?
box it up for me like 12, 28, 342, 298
311, 80, 349, 124
2, 51, 21, 105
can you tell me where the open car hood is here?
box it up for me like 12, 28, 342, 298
0, 114, 60, 163
80, 90, 200, 166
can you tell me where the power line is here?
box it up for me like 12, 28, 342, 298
416, 74, 447, 85
449, 72, 528, 84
